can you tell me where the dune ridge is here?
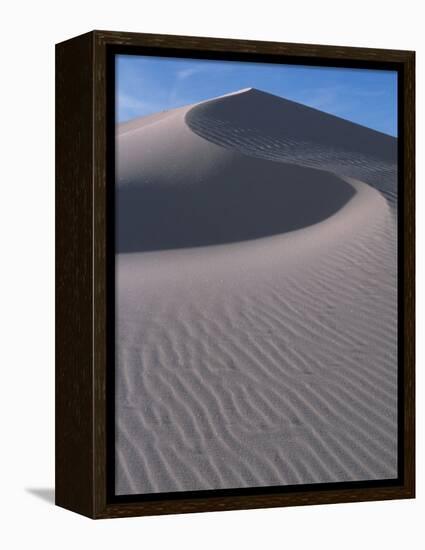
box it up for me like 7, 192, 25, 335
115, 89, 398, 495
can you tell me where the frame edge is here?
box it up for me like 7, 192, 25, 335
55, 31, 96, 519
64, 31, 415, 519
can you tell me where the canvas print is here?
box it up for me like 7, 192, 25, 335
114, 55, 398, 496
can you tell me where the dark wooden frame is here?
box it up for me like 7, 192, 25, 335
56, 30, 415, 519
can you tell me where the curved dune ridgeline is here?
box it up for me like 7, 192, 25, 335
115, 89, 398, 495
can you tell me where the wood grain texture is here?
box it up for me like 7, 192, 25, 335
55, 30, 415, 519
55, 32, 95, 517
93, 32, 108, 516
96, 485, 414, 519
93, 29, 414, 63
402, 51, 415, 499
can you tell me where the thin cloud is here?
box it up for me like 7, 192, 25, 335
176, 63, 231, 81
176, 67, 204, 80
118, 93, 149, 111
297, 85, 347, 113
353, 88, 387, 98
117, 93, 167, 121
116, 55, 396, 134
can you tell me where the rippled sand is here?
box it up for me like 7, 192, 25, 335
115, 89, 398, 495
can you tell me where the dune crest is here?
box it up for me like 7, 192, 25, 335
116, 88, 397, 253
186, 88, 397, 201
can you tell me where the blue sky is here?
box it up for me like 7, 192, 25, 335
116, 54, 398, 136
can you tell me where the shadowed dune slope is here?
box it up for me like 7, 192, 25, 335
185, 88, 397, 201
117, 88, 397, 253
186, 87, 396, 162
117, 90, 385, 253
117, 161, 355, 253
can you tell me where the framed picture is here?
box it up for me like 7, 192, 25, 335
55, 30, 415, 519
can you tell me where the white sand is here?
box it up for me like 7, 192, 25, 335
115, 89, 398, 495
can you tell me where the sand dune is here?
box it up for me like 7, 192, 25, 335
115, 89, 398, 495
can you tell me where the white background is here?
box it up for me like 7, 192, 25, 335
1, 1, 422, 547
